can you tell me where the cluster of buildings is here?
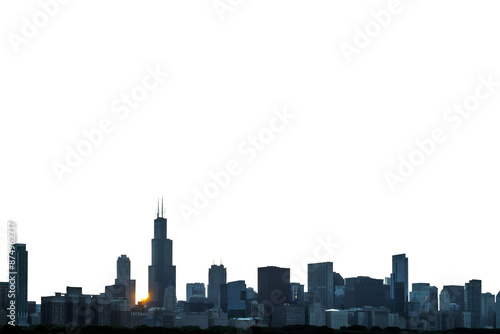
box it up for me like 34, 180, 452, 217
2, 204, 499, 330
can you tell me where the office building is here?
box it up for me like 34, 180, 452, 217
208, 264, 227, 308
272, 304, 306, 327
390, 254, 408, 316
440, 285, 465, 311
115, 255, 136, 306
496, 292, 500, 329
258, 266, 291, 322
308, 262, 334, 309
186, 283, 205, 302
220, 280, 246, 318
148, 199, 176, 307
13, 244, 29, 326
290, 283, 304, 303
465, 279, 481, 328
481, 292, 495, 328
344, 276, 386, 309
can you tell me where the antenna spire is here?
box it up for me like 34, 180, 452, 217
162, 196, 164, 218
157, 198, 159, 218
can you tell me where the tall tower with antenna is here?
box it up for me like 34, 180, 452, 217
148, 198, 176, 307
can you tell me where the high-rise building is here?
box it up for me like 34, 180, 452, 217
344, 276, 386, 309
12, 244, 28, 326
0, 282, 9, 326
410, 283, 438, 314
115, 255, 136, 306
465, 279, 481, 328
164, 285, 176, 312
290, 283, 304, 303
308, 262, 334, 309
258, 266, 291, 323
258, 266, 291, 305
440, 285, 465, 311
148, 199, 176, 307
208, 264, 227, 308
390, 254, 408, 316
480, 292, 495, 328
186, 283, 206, 302
220, 280, 246, 319
496, 292, 500, 329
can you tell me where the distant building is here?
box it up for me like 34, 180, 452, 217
41, 287, 111, 326
179, 312, 209, 329
334, 285, 346, 309
465, 279, 481, 328
290, 283, 304, 303
409, 283, 438, 329
308, 262, 334, 309
345, 276, 386, 309
258, 266, 291, 323
481, 292, 495, 328
325, 309, 348, 329
164, 285, 176, 312
272, 304, 306, 327
207, 308, 229, 327
462, 311, 472, 328
246, 287, 257, 301
11, 244, 29, 326
0, 282, 9, 326
439, 286, 465, 331
208, 264, 227, 308
186, 283, 205, 302
116, 255, 136, 306
148, 200, 176, 307
306, 302, 325, 326
496, 292, 500, 329
221, 280, 246, 318
110, 298, 131, 327
440, 285, 465, 311
390, 254, 408, 316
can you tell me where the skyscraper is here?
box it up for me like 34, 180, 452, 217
148, 199, 176, 307
208, 264, 227, 308
115, 255, 136, 306
465, 279, 481, 328
480, 292, 495, 328
344, 276, 386, 309
186, 283, 206, 302
308, 262, 334, 309
496, 292, 500, 329
220, 280, 246, 319
13, 244, 28, 326
440, 285, 465, 311
390, 254, 408, 316
258, 266, 291, 323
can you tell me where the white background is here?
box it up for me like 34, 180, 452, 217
0, 0, 499, 304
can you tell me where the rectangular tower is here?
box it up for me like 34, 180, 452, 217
308, 262, 334, 309
148, 200, 176, 307
13, 244, 28, 326
390, 254, 408, 316
115, 255, 136, 306
465, 279, 481, 328
208, 265, 227, 308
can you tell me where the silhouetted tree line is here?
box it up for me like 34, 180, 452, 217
1, 325, 500, 334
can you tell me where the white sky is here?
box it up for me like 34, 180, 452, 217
0, 0, 499, 304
